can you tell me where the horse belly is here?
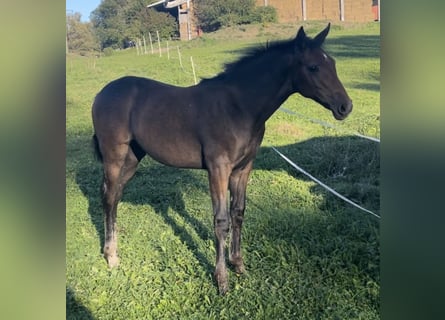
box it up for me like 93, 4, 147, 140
136, 133, 204, 169
130, 87, 206, 168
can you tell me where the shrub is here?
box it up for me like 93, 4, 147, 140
141, 9, 178, 40
103, 47, 114, 56
195, 0, 257, 32
250, 6, 278, 24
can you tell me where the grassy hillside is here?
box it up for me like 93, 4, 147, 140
67, 21, 380, 319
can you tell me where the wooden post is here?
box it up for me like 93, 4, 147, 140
190, 56, 197, 85
156, 30, 162, 57
378, 0, 380, 21
302, 0, 307, 21
177, 46, 183, 69
148, 32, 154, 54
143, 36, 147, 54
340, 0, 345, 21
166, 41, 170, 60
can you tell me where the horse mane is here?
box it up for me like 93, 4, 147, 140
200, 39, 295, 84
200, 34, 323, 84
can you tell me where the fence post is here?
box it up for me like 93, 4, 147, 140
143, 35, 147, 54
177, 46, 183, 69
156, 30, 162, 57
190, 56, 197, 85
148, 32, 154, 54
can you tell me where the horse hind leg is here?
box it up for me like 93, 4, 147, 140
228, 161, 253, 274
101, 141, 143, 268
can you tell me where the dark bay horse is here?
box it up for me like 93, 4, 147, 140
92, 24, 352, 294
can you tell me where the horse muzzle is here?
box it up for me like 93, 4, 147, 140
332, 99, 353, 120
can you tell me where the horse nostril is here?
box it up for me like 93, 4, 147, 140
339, 101, 352, 115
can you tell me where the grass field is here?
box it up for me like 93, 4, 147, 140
66, 22, 380, 319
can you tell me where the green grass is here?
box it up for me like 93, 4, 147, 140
67, 22, 380, 319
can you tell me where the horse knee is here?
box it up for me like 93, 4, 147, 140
215, 217, 229, 231
230, 207, 245, 226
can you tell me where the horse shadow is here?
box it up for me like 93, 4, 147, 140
66, 287, 95, 320
74, 134, 379, 278
252, 135, 379, 283
255, 135, 380, 214
75, 152, 215, 273
325, 34, 380, 59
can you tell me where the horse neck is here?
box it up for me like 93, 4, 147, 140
227, 53, 295, 125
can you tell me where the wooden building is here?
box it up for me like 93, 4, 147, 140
255, 0, 380, 23
147, 0, 197, 41
148, 0, 380, 41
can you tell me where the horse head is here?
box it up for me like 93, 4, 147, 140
292, 24, 353, 120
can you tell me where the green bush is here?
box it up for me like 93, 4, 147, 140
250, 6, 278, 24
195, 0, 256, 31
195, 1, 278, 32
103, 47, 114, 56
141, 9, 178, 40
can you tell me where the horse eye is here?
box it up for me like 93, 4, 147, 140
308, 65, 319, 72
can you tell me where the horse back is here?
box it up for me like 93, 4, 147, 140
92, 76, 206, 168
92, 76, 176, 141
92, 76, 174, 121
92, 76, 259, 169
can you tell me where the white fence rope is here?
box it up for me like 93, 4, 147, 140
270, 146, 380, 219
279, 107, 380, 143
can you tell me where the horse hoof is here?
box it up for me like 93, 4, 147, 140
215, 271, 229, 295
229, 257, 246, 274
234, 264, 246, 274
106, 255, 120, 268
218, 281, 229, 295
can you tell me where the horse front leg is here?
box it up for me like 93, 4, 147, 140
208, 164, 231, 295
228, 161, 253, 274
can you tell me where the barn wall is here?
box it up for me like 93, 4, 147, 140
179, 1, 198, 40
344, 0, 374, 22
260, 0, 303, 23
255, 0, 377, 23
306, 0, 339, 20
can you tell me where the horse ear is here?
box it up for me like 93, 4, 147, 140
313, 23, 330, 47
295, 26, 307, 51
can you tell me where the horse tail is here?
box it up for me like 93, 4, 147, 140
92, 134, 103, 162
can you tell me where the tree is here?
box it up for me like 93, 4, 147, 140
66, 12, 100, 54
140, 9, 178, 40
91, 0, 127, 49
91, 0, 178, 50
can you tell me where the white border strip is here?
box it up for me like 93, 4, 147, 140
271, 146, 380, 219
279, 107, 380, 143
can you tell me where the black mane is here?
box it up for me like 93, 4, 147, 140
200, 38, 295, 84
200, 33, 324, 84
